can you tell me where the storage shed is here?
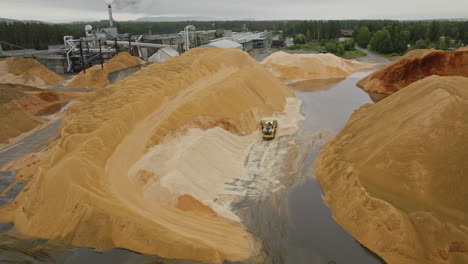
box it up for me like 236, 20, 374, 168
148, 47, 179, 63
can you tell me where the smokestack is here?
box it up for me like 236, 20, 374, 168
108, 4, 114, 27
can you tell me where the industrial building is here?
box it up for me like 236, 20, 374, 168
208, 32, 273, 52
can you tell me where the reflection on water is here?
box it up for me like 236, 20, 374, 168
288, 78, 346, 93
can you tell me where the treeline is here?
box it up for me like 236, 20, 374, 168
118, 21, 286, 35
0, 21, 110, 50
0, 19, 467, 53
353, 20, 468, 54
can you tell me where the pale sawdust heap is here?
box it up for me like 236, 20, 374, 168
261, 51, 368, 80
315, 75, 468, 264
357, 49, 468, 94
67, 52, 143, 89
129, 98, 303, 221
0, 57, 63, 86
1, 48, 294, 263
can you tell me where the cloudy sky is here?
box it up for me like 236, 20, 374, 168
0, 0, 467, 22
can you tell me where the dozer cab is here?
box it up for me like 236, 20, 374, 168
260, 120, 278, 140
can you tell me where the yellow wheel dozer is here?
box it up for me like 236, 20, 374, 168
260, 120, 278, 140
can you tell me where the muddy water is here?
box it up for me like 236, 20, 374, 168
240, 71, 385, 264
287, 72, 384, 264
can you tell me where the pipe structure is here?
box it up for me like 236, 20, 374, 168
114, 38, 119, 53
128, 35, 132, 55
106, 40, 176, 49
79, 40, 86, 74
99, 39, 104, 68
183, 25, 196, 52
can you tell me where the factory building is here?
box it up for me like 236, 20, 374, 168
209, 32, 273, 52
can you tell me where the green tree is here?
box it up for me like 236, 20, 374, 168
343, 39, 355, 51
411, 23, 427, 42
464, 33, 468, 45
294, 34, 307, 44
325, 42, 337, 53
428, 21, 441, 42
306, 30, 312, 42
354, 26, 371, 48
335, 44, 345, 56
370, 29, 393, 53
392, 30, 411, 53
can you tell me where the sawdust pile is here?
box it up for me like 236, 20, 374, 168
2, 48, 295, 263
103, 51, 143, 73
357, 49, 468, 94
67, 52, 143, 89
0, 105, 43, 144
0, 83, 78, 144
66, 66, 108, 89
261, 51, 368, 80
0, 57, 63, 86
315, 75, 468, 264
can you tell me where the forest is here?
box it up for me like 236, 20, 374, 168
0, 19, 467, 54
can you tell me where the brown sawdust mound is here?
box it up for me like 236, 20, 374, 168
0, 84, 44, 143
67, 52, 143, 89
315, 75, 468, 264
176, 194, 218, 217
357, 49, 468, 94
5, 57, 63, 85
2, 48, 293, 263
0, 104, 44, 144
0, 83, 79, 144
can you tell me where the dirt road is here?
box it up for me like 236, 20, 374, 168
355, 47, 391, 63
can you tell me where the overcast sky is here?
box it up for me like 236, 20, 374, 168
0, 0, 467, 22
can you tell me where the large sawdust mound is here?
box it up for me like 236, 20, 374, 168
67, 52, 143, 89
3, 48, 293, 263
0, 57, 63, 86
261, 51, 368, 80
315, 76, 468, 264
0, 84, 74, 144
357, 49, 468, 94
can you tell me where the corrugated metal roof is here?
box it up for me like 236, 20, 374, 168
202, 39, 243, 50
160, 47, 179, 57
148, 47, 179, 63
